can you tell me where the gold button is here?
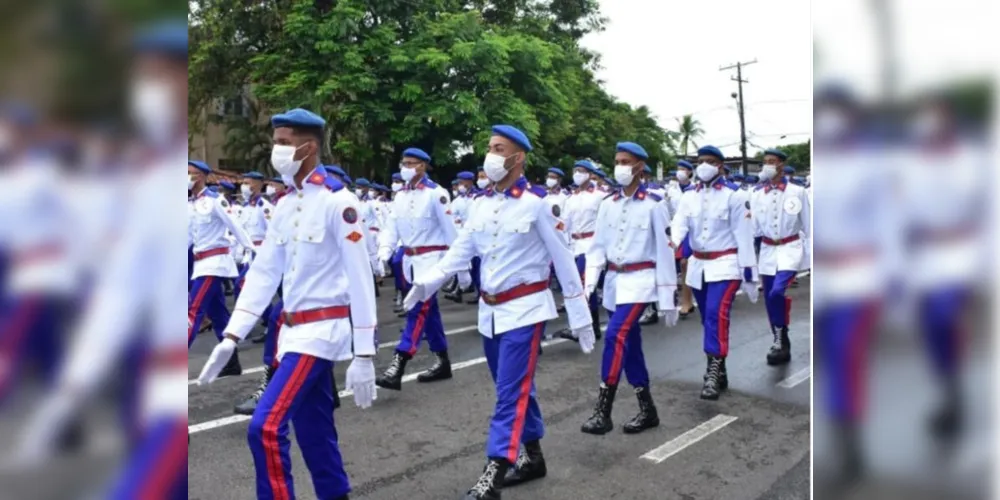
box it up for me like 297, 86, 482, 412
308, 236, 313, 241
292, 267, 296, 272
297, 207, 302, 212
294, 222, 299, 227
297, 193, 303, 198
491, 256, 497, 260
294, 236, 299, 242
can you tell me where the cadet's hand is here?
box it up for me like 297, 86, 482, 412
572, 326, 595, 354
345, 357, 377, 409
457, 272, 472, 289
197, 338, 237, 385
659, 308, 679, 328
741, 282, 759, 303
373, 262, 385, 279
402, 283, 426, 312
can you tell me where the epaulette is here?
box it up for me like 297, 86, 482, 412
603, 192, 616, 200
324, 177, 345, 192
256, 199, 264, 207
203, 190, 220, 198
724, 181, 739, 191
527, 184, 547, 198
754, 184, 765, 191
648, 192, 663, 202
421, 177, 439, 189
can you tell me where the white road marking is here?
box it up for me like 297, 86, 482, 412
640, 414, 739, 464
776, 367, 810, 389
188, 338, 570, 434
188, 324, 480, 385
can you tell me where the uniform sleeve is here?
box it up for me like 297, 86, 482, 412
799, 187, 811, 239
537, 200, 591, 330
651, 201, 678, 310
433, 190, 459, 245
415, 219, 478, 300
377, 200, 399, 262
227, 207, 287, 339
333, 197, 378, 356
730, 190, 757, 278
583, 199, 609, 292
215, 197, 255, 250
749, 190, 762, 237
670, 193, 690, 247
363, 203, 379, 264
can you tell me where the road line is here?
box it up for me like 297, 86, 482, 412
640, 414, 738, 464
776, 367, 810, 388
189, 337, 570, 434
188, 324, 480, 385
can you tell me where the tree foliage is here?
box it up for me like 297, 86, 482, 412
189, 0, 675, 182
754, 140, 811, 171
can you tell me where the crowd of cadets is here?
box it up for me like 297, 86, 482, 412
190, 109, 811, 500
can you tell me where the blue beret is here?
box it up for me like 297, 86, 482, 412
134, 20, 188, 58
324, 165, 346, 177
188, 160, 211, 174
746, 174, 759, 182
783, 165, 795, 174
456, 171, 475, 181
356, 178, 371, 187
643, 165, 653, 174
451, 179, 460, 185
242, 172, 265, 180
391, 173, 402, 181
573, 159, 599, 173
547, 167, 565, 177
732, 173, 745, 181
677, 160, 693, 170
271, 108, 325, 129
616, 142, 649, 160
270, 176, 283, 183
219, 180, 236, 190
491, 125, 533, 152
343, 175, 353, 186
763, 148, 788, 161
375, 184, 388, 191
402, 148, 431, 163
697, 145, 725, 161
723, 164, 731, 172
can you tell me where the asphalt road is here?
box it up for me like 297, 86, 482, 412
189, 276, 812, 500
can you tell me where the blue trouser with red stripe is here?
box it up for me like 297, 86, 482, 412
817, 300, 880, 423
391, 247, 406, 292
187, 275, 229, 348
761, 270, 797, 328
248, 352, 349, 500
108, 416, 188, 499
690, 278, 742, 357
0, 295, 66, 406
396, 293, 447, 355
919, 286, 967, 379
262, 298, 284, 367
601, 303, 650, 387
575, 255, 601, 312
484, 322, 546, 463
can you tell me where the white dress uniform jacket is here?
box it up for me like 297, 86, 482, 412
563, 181, 604, 257
670, 177, 757, 289
411, 178, 591, 337
585, 185, 677, 311
750, 180, 811, 275
189, 188, 253, 279
377, 176, 458, 283
227, 168, 378, 361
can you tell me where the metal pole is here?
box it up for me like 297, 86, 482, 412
720, 59, 756, 176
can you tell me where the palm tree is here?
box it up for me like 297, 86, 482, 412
675, 114, 704, 157
221, 96, 274, 175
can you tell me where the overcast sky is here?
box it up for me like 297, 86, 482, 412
581, 0, 812, 157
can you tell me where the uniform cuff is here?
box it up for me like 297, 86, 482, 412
226, 309, 259, 340
563, 294, 592, 331
657, 285, 677, 311
353, 328, 377, 356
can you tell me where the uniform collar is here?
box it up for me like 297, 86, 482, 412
613, 183, 648, 201
503, 176, 529, 198
763, 180, 788, 193
695, 176, 727, 191
289, 166, 327, 192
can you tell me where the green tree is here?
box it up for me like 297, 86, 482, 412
675, 114, 704, 157
754, 140, 811, 171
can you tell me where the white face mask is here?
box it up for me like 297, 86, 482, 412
188, 175, 195, 191
458, 185, 468, 194
355, 188, 364, 197
759, 164, 777, 181
483, 153, 509, 182
265, 185, 277, 196
696, 162, 719, 182
614, 165, 635, 187
271, 144, 304, 176
476, 178, 490, 190
130, 79, 175, 145
545, 178, 559, 188
400, 165, 417, 182
391, 182, 403, 192
677, 170, 690, 182
572, 172, 590, 187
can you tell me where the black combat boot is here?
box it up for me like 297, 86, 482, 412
623, 386, 659, 434
234, 365, 274, 415
417, 350, 453, 383
333, 374, 341, 409
375, 351, 410, 390
445, 286, 463, 303
463, 458, 509, 500
638, 304, 657, 325
835, 421, 864, 485
928, 378, 962, 440
766, 325, 792, 365
703, 355, 729, 391
502, 440, 547, 487
466, 286, 480, 304
700, 356, 723, 400
392, 290, 404, 313
218, 347, 242, 378
581, 384, 617, 435
592, 307, 602, 340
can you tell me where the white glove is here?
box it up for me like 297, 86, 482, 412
197, 338, 237, 385
572, 326, 595, 354
372, 260, 386, 278
457, 271, 472, 289
659, 308, 679, 328
402, 282, 426, 312
345, 357, 377, 409
742, 281, 760, 303
243, 248, 254, 265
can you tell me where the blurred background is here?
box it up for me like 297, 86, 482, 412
812, 0, 995, 499
0, 0, 187, 498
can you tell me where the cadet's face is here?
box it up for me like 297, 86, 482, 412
488, 136, 522, 169
272, 128, 315, 161
573, 167, 589, 177
477, 171, 488, 181
762, 154, 783, 167
697, 155, 723, 168
547, 174, 559, 182
247, 179, 263, 191
188, 166, 204, 180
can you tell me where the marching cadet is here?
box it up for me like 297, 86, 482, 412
187, 160, 255, 376
375, 147, 458, 390
327, 167, 383, 284
266, 176, 285, 201
580, 142, 679, 436
476, 167, 491, 191
544, 167, 569, 208
670, 160, 697, 319
198, 108, 378, 500
401, 125, 594, 500
388, 172, 409, 312
561, 160, 606, 342
750, 148, 810, 365
670, 145, 759, 400
444, 171, 479, 304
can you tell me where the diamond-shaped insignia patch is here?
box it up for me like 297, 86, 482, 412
346, 231, 363, 243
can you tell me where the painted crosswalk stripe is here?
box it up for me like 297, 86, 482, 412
776, 367, 810, 388
640, 414, 738, 464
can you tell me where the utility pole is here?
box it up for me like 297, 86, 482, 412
719, 59, 756, 175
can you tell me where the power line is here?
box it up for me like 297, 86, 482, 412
719, 59, 757, 175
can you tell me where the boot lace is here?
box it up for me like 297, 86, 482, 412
471, 461, 500, 494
